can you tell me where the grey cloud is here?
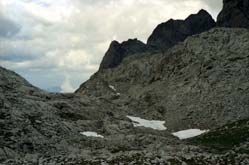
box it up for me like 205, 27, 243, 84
201, 0, 223, 19
0, 15, 21, 37
203, 0, 223, 10
0, 53, 39, 62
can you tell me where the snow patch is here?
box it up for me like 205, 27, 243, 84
80, 131, 104, 138
127, 115, 166, 130
109, 85, 121, 96
109, 85, 117, 91
172, 129, 209, 140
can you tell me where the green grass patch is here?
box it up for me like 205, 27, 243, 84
189, 118, 249, 152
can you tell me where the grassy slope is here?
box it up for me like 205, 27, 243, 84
189, 118, 249, 153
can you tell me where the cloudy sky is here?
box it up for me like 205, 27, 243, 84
0, 0, 222, 92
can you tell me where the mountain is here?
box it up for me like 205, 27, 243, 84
99, 39, 152, 70
99, 9, 215, 70
77, 27, 249, 130
1, 0, 249, 164
147, 9, 216, 50
0, 66, 42, 94
217, 0, 249, 28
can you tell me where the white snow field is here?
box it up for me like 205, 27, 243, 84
80, 131, 104, 138
172, 129, 209, 140
127, 115, 167, 130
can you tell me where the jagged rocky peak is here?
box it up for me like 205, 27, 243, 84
217, 0, 249, 28
147, 9, 216, 50
99, 38, 149, 70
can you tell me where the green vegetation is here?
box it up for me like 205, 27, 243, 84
190, 118, 249, 152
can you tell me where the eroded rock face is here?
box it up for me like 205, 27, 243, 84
147, 9, 216, 50
217, 0, 249, 28
99, 39, 150, 70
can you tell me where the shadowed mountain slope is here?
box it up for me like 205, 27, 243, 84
217, 0, 249, 28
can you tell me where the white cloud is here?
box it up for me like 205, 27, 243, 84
58, 49, 98, 71
60, 76, 75, 93
0, 0, 223, 90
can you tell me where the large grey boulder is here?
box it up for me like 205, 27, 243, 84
217, 0, 249, 28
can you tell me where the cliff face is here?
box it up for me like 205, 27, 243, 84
217, 0, 249, 28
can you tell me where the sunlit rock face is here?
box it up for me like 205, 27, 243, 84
147, 9, 216, 50
217, 0, 249, 28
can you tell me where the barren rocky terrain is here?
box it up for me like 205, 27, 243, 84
1, 0, 249, 164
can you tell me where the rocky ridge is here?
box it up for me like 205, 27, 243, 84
147, 9, 216, 50
100, 9, 216, 70
99, 39, 151, 69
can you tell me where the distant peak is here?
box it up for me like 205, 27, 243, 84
147, 9, 215, 50
99, 38, 149, 70
198, 9, 209, 14
110, 40, 120, 46
127, 38, 138, 42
